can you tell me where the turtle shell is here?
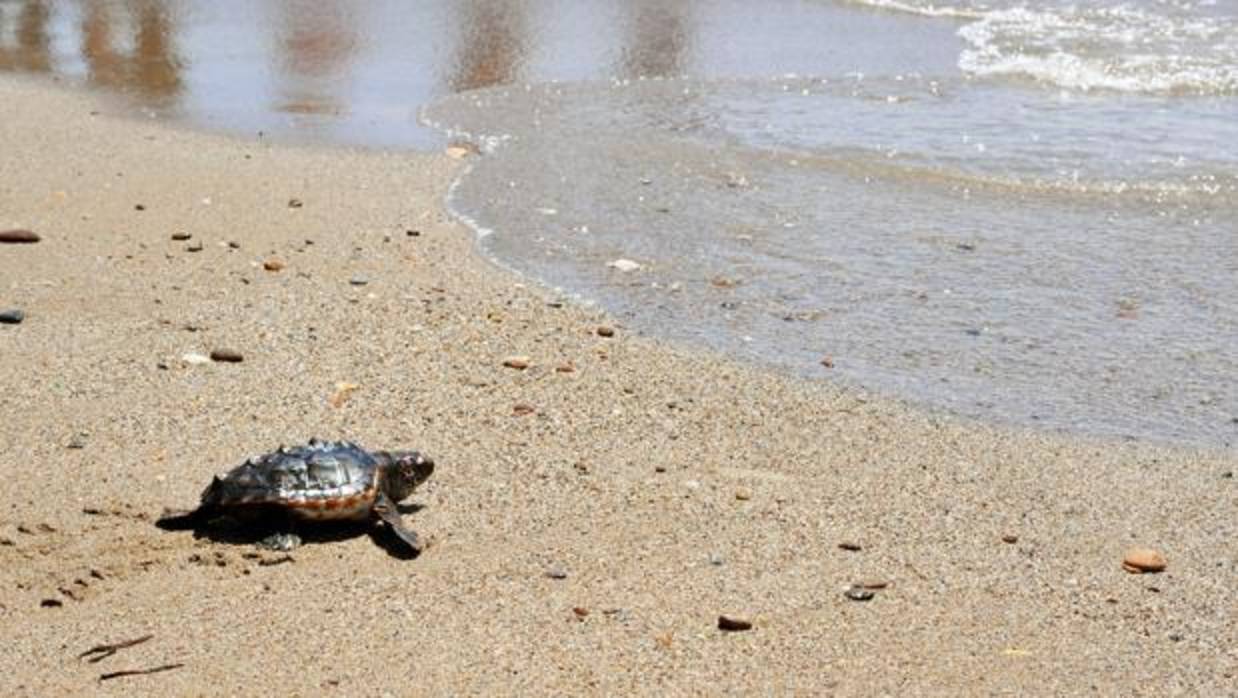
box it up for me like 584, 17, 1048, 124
202, 440, 382, 521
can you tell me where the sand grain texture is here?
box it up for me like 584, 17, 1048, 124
0, 79, 1234, 695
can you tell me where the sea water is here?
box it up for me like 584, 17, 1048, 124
4, 0, 1235, 447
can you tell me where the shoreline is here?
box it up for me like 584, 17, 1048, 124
1, 77, 1234, 695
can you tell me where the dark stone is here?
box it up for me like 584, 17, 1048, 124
0, 309, 25, 324
0, 229, 39, 243
717, 615, 753, 631
209, 349, 244, 363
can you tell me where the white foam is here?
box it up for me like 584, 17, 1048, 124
850, 0, 1238, 95
957, 4, 1238, 94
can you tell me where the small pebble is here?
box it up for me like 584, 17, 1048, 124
820, 356, 834, 368
844, 585, 875, 601
406, 229, 421, 237
134, 204, 146, 211
555, 363, 575, 373
858, 579, 889, 590
66, 433, 88, 449
0, 229, 40, 243
186, 242, 203, 252
263, 259, 285, 272
287, 198, 303, 208
228, 241, 241, 249
512, 404, 536, 416
1122, 548, 1167, 574
181, 352, 211, 365
545, 567, 568, 580
1001, 534, 1019, 544
40, 599, 62, 608
170, 232, 192, 241
503, 356, 531, 370
572, 607, 589, 618
349, 275, 369, 286
708, 553, 724, 566
0, 309, 25, 325
596, 326, 615, 338
838, 541, 862, 552
209, 349, 244, 363
607, 259, 642, 273
735, 487, 753, 501
718, 615, 753, 632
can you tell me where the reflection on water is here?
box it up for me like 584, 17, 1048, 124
0, 0, 52, 72
80, 0, 181, 104
270, 0, 359, 117
618, 2, 693, 79
0, 0, 960, 147
449, 1, 526, 92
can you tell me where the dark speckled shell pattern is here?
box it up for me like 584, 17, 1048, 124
202, 439, 383, 520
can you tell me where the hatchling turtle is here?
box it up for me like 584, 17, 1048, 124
158, 439, 434, 555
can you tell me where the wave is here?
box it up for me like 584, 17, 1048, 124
845, 0, 1238, 95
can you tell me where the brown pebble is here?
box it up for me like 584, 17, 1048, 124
503, 356, 531, 370
858, 579, 889, 590
263, 259, 285, 272
0, 229, 40, 243
1002, 534, 1019, 544
1122, 548, 1167, 574
572, 607, 589, 618
134, 204, 146, 211
288, 198, 304, 208
186, 242, 203, 252
40, 598, 63, 608
170, 232, 192, 241
718, 615, 753, 632
735, 487, 753, 501
556, 363, 575, 373
209, 349, 244, 363
838, 541, 862, 552
820, 356, 834, 368
596, 326, 615, 337
513, 404, 537, 416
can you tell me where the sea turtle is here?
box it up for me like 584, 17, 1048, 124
158, 439, 434, 555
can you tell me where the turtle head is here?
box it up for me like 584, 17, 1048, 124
378, 450, 435, 502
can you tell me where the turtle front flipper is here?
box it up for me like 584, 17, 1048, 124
372, 493, 423, 555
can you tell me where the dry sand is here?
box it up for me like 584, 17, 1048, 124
1, 77, 1234, 696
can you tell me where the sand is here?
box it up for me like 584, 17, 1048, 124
0, 77, 1234, 696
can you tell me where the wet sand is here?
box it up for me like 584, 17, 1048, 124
1, 78, 1234, 695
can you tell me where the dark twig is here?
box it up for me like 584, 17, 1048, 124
78, 634, 154, 663
98, 663, 184, 681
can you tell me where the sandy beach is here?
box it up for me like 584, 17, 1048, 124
0, 77, 1234, 695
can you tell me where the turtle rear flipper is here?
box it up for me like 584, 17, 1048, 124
373, 493, 423, 554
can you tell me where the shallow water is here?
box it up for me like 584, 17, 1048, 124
4, 0, 1236, 447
